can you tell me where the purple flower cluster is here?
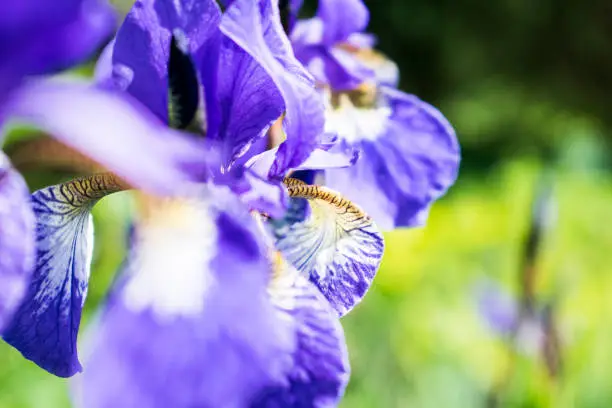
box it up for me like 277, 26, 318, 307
0, 0, 460, 406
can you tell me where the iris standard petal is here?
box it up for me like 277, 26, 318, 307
268, 179, 384, 317
324, 87, 460, 230
5, 80, 207, 195
252, 260, 350, 407
0, 0, 115, 98
111, 0, 221, 122
0, 153, 35, 333
221, 0, 325, 178
317, 0, 368, 45
3, 174, 124, 377
204, 34, 285, 167
79, 190, 295, 408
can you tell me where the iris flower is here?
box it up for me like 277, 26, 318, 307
289, 0, 461, 230
3, 0, 386, 406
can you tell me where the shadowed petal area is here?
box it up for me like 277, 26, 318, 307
5, 80, 207, 196
78, 189, 295, 408
325, 87, 460, 230
0, 154, 35, 333
251, 260, 349, 407
111, 0, 221, 122
3, 174, 124, 377
268, 179, 384, 317
221, 0, 325, 178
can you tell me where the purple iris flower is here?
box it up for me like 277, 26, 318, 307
97, 0, 384, 318
1, 0, 388, 404
289, 0, 461, 230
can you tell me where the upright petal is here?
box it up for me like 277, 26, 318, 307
0, 153, 35, 333
268, 179, 384, 317
5, 80, 207, 196
252, 259, 349, 407
78, 189, 295, 407
203, 34, 284, 168
111, 0, 221, 122
221, 0, 325, 178
324, 87, 461, 229
3, 174, 124, 377
317, 0, 369, 45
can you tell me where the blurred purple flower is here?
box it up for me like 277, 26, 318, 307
476, 281, 519, 336
289, 0, 461, 230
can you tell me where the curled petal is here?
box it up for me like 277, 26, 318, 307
0, 153, 35, 333
3, 174, 123, 377
5, 80, 207, 196
325, 87, 460, 229
221, 0, 325, 178
268, 180, 384, 316
252, 262, 349, 406
78, 189, 295, 407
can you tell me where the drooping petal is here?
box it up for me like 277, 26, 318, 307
221, 0, 325, 178
0, 0, 116, 98
324, 87, 460, 229
5, 80, 207, 195
3, 174, 124, 377
317, 0, 369, 45
268, 179, 384, 317
111, 0, 221, 122
252, 259, 349, 407
78, 189, 295, 407
0, 153, 35, 333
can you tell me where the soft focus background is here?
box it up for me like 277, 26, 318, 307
1, 1, 612, 407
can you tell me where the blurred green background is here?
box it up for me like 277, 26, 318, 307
2, 0, 612, 407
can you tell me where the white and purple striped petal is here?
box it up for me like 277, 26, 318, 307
252, 260, 349, 407
78, 190, 295, 407
269, 179, 384, 317
3, 175, 123, 377
0, 153, 35, 333
324, 87, 460, 230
